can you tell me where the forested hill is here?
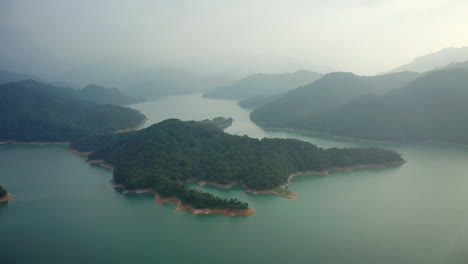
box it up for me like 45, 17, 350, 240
72, 119, 404, 210
302, 68, 468, 143
0, 80, 146, 142
78, 84, 141, 105
203, 70, 322, 100
250, 71, 421, 127
0, 70, 42, 84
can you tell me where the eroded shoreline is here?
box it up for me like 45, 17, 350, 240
245, 160, 406, 199
114, 118, 148, 133
0, 193, 12, 203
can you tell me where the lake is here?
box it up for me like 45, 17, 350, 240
2, 94, 468, 264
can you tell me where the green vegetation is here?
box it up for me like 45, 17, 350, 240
73, 119, 403, 210
251, 71, 420, 128
199, 117, 234, 130
0, 185, 7, 198
274, 187, 293, 195
238, 94, 283, 110
0, 80, 146, 142
204, 70, 322, 100
252, 68, 468, 144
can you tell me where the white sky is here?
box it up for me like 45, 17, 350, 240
1, 0, 467, 77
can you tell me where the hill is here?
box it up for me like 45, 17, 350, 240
203, 70, 322, 100
304, 68, 468, 144
71, 119, 404, 212
78, 84, 141, 105
251, 71, 421, 128
437, 60, 468, 71
388, 47, 468, 73
238, 94, 284, 110
0, 80, 146, 142
116, 67, 234, 98
0, 70, 42, 84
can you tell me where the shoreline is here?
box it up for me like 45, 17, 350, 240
89, 159, 254, 216
114, 118, 148, 133
0, 193, 12, 203
261, 126, 468, 146
0, 141, 71, 146
263, 127, 400, 144
154, 193, 255, 216
244, 160, 406, 199
68, 148, 93, 156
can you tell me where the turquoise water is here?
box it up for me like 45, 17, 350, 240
2, 94, 468, 263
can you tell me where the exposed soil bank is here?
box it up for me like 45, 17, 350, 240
0, 193, 12, 203
68, 148, 92, 156
89, 159, 254, 216
263, 127, 400, 144
245, 161, 406, 199
114, 118, 148, 133
0, 141, 71, 146
154, 193, 255, 216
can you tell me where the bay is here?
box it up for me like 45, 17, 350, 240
2, 94, 468, 263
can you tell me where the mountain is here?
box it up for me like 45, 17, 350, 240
388, 47, 468, 73
115, 67, 234, 98
78, 84, 141, 105
0, 80, 146, 142
303, 68, 468, 144
71, 119, 403, 212
238, 94, 284, 110
251, 71, 421, 128
0, 70, 42, 84
437, 60, 468, 71
203, 70, 322, 100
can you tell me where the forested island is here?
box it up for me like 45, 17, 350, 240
0, 185, 11, 203
71, 119, 405, 215
251, 68, 468, 144
0, 80, 146, 143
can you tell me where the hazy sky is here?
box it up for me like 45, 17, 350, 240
1, 0, 468, 78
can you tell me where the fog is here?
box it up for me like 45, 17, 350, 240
1, 0, 468, 82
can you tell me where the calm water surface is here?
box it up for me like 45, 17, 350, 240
2, 94, 468, 264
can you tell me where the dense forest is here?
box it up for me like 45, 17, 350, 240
199, 117, 234, 130
251, 71, 421, 128
204, 70, 322, 99
0, 185, 7, 198
0, 80, 146, 142
238, 94, 283, 110
253, 68, 468, 144
72, 119, 404, 210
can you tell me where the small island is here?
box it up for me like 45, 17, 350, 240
71, 118, 405, 216
0, 185, 12, 203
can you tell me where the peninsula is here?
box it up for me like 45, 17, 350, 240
72, 118, 405, 216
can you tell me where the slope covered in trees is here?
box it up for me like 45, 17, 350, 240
303, 69, 468, 143
387, 47, 468, 73
251, 71, 420, 128
72, 119, 404, 210
0, 185, 7, 198
204, 70, 322, 100
0, 80, 146, 142
0, 70, 42, 84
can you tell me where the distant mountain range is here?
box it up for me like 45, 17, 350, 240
251, 71, 420, 128
0, 70, 42, 84
387, 47, 468, 73
116, 67, 234, 98
203, 70, 322, 100
0, 80, 146, 142
251, 68, 468, 144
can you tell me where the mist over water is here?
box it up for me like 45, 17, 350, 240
2, 95, 468, 264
